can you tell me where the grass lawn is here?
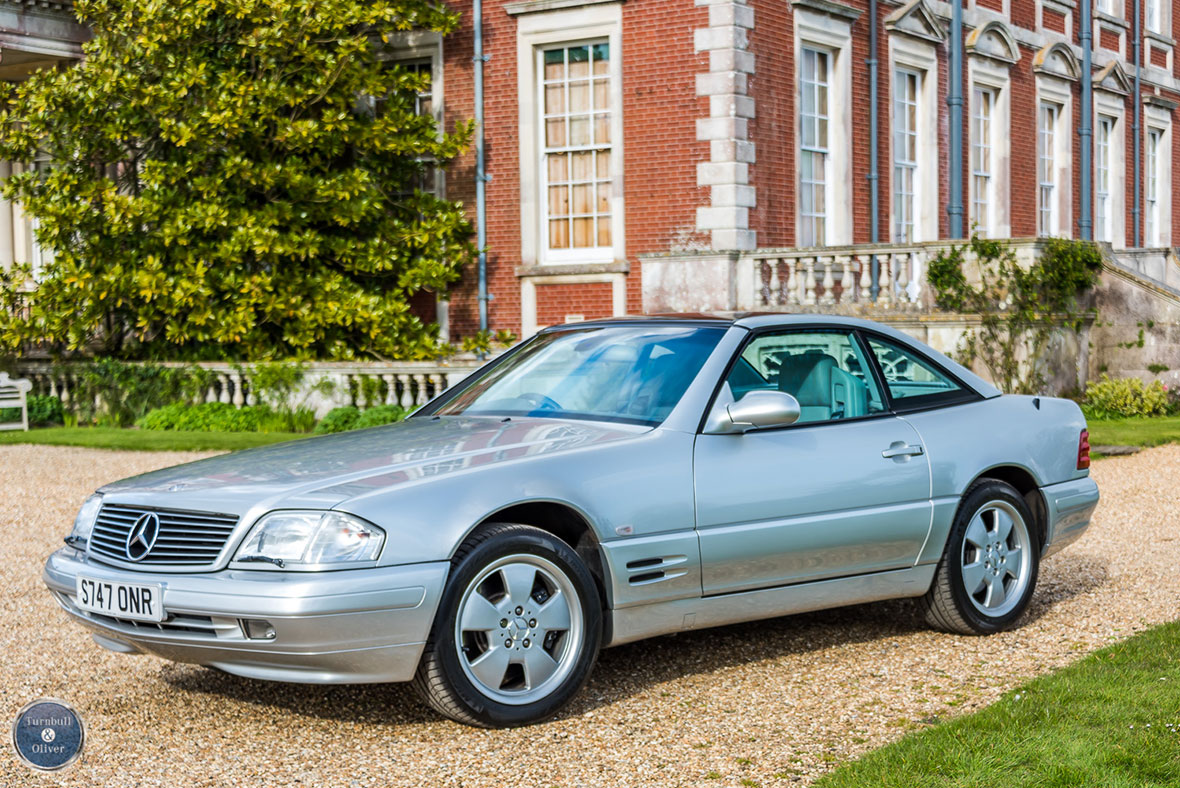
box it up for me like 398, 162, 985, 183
0, 426, 307, 452
1087, 415, 1180, 451
815, 620, 1180, 788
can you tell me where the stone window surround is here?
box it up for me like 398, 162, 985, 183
968, 56, 1012, 238
513, 3, 627, 337
1143, 102, 1172, 247
794, 6, 853, 247
380, 31, 447, 200
1093, 88, 1127, 249
1035, 74, 1073, 237
515, 2, 626, 270
889, 33, 940, 243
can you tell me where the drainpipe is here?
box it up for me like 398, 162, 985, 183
474, 0, 490, 333
1079, 0, 1093, 239
868, 0, 881, 300
1132, 0, 1141, 247
948, 0, 964, 239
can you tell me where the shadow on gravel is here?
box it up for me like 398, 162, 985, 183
159, 555, 1111, 727
161, 664, 436, 725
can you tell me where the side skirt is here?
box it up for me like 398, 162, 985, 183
605, 564, 937, 647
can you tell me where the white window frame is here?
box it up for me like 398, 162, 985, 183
517, 6, 624, 268
1095, 115, 1113, 242
516, 5, 627, 271
794, 8, 853, 247
1093, 90, 1126, 248
1036, 76, 1073, 238
968, 57, 1011, 238
889, 35, 939, 243
1144, 105, 1172, 247
892, 68, 919, 243
1146, 0, 1161, 33
799, 46, 831, 247
1037, 102, 1058, 236
1146, 127, 1160, 245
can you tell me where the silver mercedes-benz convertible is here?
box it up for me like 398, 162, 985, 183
44, 314, 1099, 727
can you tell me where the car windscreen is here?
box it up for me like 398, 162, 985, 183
432, 325, 727, 426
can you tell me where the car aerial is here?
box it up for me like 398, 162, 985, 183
44, 314, 1099, 727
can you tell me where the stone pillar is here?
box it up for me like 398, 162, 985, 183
694, 0, 756, 251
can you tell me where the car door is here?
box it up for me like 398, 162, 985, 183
693, 328, 933, 595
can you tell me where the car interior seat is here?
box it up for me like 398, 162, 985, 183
776, 350, 869, 422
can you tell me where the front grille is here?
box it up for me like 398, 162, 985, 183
89, 504, 239, 566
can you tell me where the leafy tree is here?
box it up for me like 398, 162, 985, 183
0, 0, 474, 360
928, 236, 1102, 394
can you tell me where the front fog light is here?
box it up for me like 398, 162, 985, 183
240, 619, 276, 640
234, 511, 385, 568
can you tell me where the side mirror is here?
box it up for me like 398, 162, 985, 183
725, 390, 801, 431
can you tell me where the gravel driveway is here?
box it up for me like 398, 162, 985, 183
0, 443, 1174, 786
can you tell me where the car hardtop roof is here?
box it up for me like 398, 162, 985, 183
541, 313, 1002, 398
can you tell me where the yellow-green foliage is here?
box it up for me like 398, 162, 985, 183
0, 0, 475, 360
1083, 374, 1172, 419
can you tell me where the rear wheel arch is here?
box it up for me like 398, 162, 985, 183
966, 465, 1047, 552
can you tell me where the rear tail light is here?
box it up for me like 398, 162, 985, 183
1077, 429, 1091, 470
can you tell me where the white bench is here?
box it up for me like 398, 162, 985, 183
0, 372, 32, 431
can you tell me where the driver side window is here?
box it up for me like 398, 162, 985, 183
725, 331, 886, 425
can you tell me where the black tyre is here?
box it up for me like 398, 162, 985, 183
920, 480, 1040, 635
412, 523, 602, 727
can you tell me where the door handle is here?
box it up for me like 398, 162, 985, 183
882, 443, 925, 459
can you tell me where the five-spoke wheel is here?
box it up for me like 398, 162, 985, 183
413, 523, 601, 727
922, 480, 1040, 634
454, 555, 583, 705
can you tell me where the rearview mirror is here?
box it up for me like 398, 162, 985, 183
725, 390, 801, 431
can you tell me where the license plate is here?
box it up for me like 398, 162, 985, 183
75, 576, 165, 622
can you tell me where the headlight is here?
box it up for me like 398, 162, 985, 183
233, 511, 385, 569
67, 495, 103, 547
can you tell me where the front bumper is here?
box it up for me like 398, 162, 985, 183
1041, 476, 1101, 558
43, 548, 449, 684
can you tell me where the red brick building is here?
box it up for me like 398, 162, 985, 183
392, 0, 1180, 340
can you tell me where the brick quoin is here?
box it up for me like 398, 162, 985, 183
421, 0, 1180, 341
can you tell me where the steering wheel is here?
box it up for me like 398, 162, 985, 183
516, 392, 561, 411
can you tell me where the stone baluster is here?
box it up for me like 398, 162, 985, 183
205, 380, 218, 404
908, 251, 923, 304
231, 371, 245, 407
857, 255, 871, 303
838, 256, 852, 305
895, 253, 910, 304
398, 374, 414, 409
782, 258, 796, 306
382, 374, 396, 405
218, 373, 232, 404
820, 256, 836, 305
429, 373, 445, 399
803, 257, 817, 306
48, 376, 58, 399
767, 259, 780, 307
413, 374, 428, 406
878, 255, 894, 306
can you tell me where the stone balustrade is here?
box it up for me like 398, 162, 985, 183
16, 360, 487, 418
744, 243, 933, 310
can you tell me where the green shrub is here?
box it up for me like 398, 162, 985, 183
27, 394, 65, 425
137, 402, 263, 432
314, 406, 361, 434
0, 394, 64, 426
354, 404, 409, 429
1082, 374, 1171, 419
64, 360, 214, 427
